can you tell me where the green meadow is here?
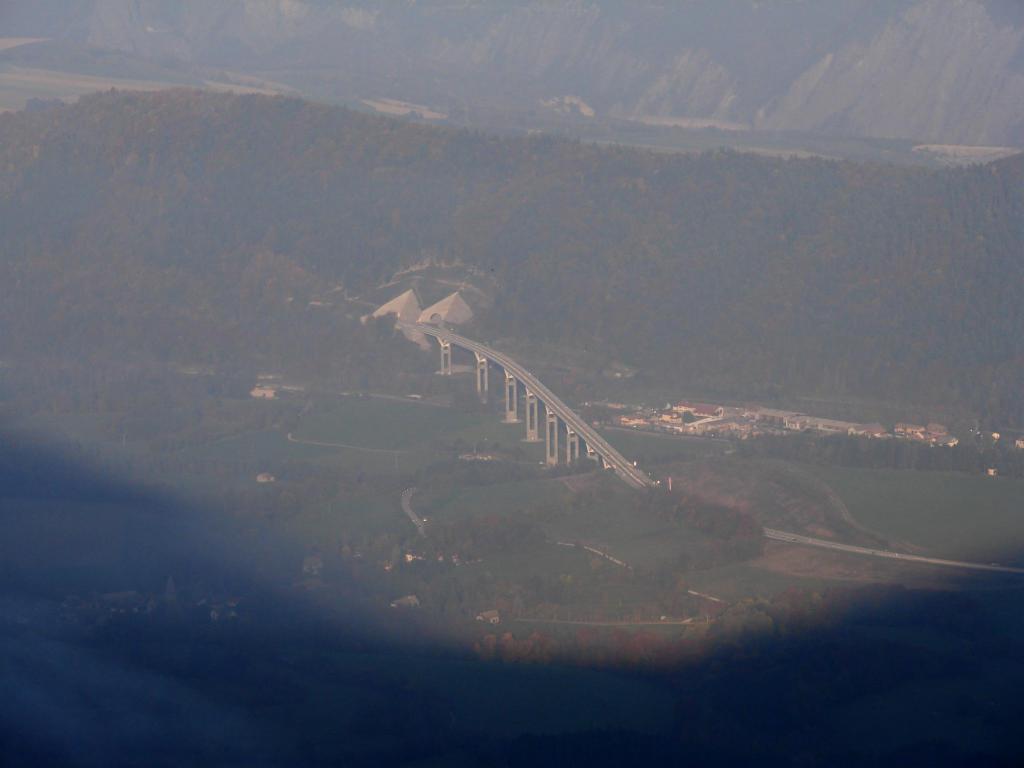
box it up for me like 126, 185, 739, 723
809, 465, 1024, 563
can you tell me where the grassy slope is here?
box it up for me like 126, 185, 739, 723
809, 465, 1024, 563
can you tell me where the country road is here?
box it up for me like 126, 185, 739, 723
764, 528, 1024, 574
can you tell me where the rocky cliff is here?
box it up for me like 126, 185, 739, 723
6, 0, 1024, 145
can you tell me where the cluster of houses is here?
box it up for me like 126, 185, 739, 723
614, 401, 959, 446
892, 422, 960, 445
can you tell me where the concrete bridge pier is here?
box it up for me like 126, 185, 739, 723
586, 443, 599, 462
504, 372, 518, 422
545, 409, 560, 466
566, 428, 579, 464
524, 391, 540, 442
475, 352, 489, 401
438, 339, 452, 376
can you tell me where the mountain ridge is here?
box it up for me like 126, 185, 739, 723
5, 0, 1024, 145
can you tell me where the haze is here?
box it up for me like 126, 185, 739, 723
1, 3, 1023, 766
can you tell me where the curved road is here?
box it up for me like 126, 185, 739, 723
401, 487, 426, 537
765, 528, 1024, 574
398, 322, 653, 488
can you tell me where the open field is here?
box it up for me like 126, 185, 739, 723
361, 97, 446, 120
189, 428, 415, 477
417, 471, 710, 574
176, 394, 544, 477
540, 477, 704, 569
294, 397, 477, 451
808, 465, 1024, 564
289, 395, 544, 471
684, 559, 842, 601
0, 66, 185, 111
0, 64, 288, 112
281, 489, 413, 545
293, 396, 536, 454
191, 429, 327, 463
599, 427, 729, 466
450, 540, 594, 589
416, 476, 569, 524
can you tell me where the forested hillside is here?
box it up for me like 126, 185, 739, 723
1, 90, 1022, 423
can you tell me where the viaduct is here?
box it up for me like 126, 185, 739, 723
397, 321, 653, 489
393, 319, 1024, 575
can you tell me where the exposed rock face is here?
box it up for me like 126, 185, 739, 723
371, 289, 421, 324
418, 292, 473, 326
631, 49, 739, 124
11, 0, 1024, 144
757, 0, 1024, 144
371, 288, 429, 347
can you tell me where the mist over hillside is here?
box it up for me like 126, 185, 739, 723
1, 90, 1021, 425
5, 10, 1024, 765
5, 0, 1024, 146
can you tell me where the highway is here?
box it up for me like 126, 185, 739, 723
399, 322, 653, 488
764, 528, 1024, 574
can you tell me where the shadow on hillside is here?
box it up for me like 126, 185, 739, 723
1, 429, 1023, 767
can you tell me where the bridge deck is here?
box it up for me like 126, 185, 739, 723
398, 322, 652, 488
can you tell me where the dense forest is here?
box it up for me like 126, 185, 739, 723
1, 90, 1022, 424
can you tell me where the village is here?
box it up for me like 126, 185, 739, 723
602, 400, 962, 446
